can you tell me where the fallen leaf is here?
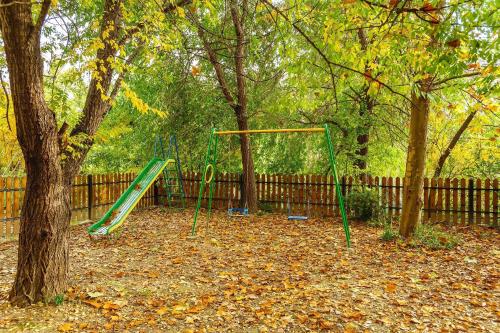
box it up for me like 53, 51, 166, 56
87, 291, 104, 298
386, 282, 397, 293
344, 322, 358, 333
58, 323, 73, 332
83, 299, 102, 308
156, 307, 168, 315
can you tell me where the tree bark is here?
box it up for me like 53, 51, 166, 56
399, 91, 430, 237
0, 0, 71, 305
354, 98, 372, 171
236, 110, 258, 211
193, 0, 258, 212
10, 171, 72, 306
433, 110, 477, 177
399, 0, 444, 237
0, 0, 126, 306
354, 29, 372, 172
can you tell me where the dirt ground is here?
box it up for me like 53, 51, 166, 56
0, 208, 498, 332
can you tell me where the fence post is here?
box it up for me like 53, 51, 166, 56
468, 178, 474, 224
87, 175, 93, 220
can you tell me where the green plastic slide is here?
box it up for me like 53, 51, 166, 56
87, 157, 172, 236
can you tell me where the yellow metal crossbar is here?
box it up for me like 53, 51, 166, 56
215, 128, 325, 135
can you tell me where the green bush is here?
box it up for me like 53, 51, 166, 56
347, 188, 383, 222
410, 223, 460, 250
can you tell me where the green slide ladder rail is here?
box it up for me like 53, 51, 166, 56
155, 135, 186, 208
87, 157, 170, 236
190, 125, 350, 247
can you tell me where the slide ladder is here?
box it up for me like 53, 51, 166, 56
164, 136, 186, 208
156, 135, 186, 209
87, 157, 170, 236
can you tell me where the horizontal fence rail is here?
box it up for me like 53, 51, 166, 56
1, 172, 498, 240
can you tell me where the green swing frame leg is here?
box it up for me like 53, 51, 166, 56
324, 124, 351, 247
191, 128, 218, 236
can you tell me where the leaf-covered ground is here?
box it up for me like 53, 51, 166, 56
0, 208, 498, 332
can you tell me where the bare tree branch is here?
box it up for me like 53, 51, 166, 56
432, 71, 481, 89
0, 68, 11, 131
189, 11, 237, 109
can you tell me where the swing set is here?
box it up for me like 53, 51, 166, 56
191, 124, 351, 247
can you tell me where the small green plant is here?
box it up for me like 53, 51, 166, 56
347, 188, 383, 222
411, 223, 460, 250
53, 294, 64, 305
380, 222, 397, 241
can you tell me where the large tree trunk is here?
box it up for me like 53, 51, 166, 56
355, 132, 369, 170
10, 168, 72, 306
0, 1, 74, 305
354, 99, 372, 171
236, 112, 258, 211
354, 29, 372, 172
0, 0, 129, 306
399, 91, 430, 237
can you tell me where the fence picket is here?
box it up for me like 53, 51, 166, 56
381, 177, 387, 213
493, 179, 498, 227
5, 178, 12, 239
484, 179, 490, 226
452, 178, 458, 225
460, 178, 466, 224
476, 179, 482, 225
430, 178, 437, 222
387, 177, 393, 217
276, 174, 282, 212
13, 177, 20, 237
321, 175, 327, 217
395, 177, 401, 215
0, 178, 4, 239
297, 175, 306, 215
327, 175, 332, 215
267, 174, 272, 207
445, 178, 451, 224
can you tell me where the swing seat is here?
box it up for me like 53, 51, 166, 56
228, 207, 249, 217
288, 215, 308, 221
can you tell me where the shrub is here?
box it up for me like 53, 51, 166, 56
380, 222, 398, 241
347, 188, 383, 222
410, 223, 460, 250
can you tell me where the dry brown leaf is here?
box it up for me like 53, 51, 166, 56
344, 310, 364, 320
58, 323, 73, 332
344, 322, 358, 333
83, 299, 102, 308
386, 282, 397, 293
102, 302, 121, 310
156, 306, 168, 315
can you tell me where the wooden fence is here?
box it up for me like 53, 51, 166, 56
1, 172, 498, 240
